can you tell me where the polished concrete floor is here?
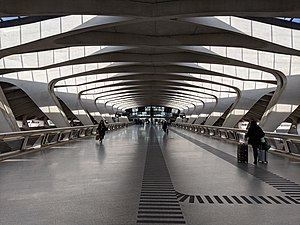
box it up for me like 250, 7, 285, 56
0, 125, 300, 225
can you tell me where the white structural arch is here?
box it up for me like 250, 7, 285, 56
0, 2, 300, 132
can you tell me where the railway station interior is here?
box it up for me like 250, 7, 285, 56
1, 1, 300, 224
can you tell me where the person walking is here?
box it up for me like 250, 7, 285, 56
97, 120, 108, 143
162, 120, 168, 134
245, 121, 265, 164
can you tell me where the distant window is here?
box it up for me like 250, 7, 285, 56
276, 17, 300, 24
292, 18, 300, 23
0, 16, 26, 22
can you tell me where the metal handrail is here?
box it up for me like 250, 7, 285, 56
0, 122, 128, 159
0, 125, 95, 140
172, 122, 300, 156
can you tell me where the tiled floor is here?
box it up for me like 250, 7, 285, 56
0, 125, 299, 225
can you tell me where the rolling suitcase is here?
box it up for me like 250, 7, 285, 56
258, 149, 268, 163
237, 143, 248, 163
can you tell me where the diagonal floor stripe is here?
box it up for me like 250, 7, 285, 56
171, 128, 300, 201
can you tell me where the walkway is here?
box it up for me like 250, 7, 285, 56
0, 125, 299, 225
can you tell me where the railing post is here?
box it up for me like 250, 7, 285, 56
57, 132, 63, 142
283, 139, 290, 153
20, 136, 29, 151
41, 133, 48, 146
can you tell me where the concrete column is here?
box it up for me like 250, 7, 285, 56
194, 101, 217, 125
80, 98, 104, 123
0, 78, 70, 128
205, 97, 236, 126
0, 85, 20, 132
223, 88, 275, 128
260, 75, 300, 131
55, 92, 93, 125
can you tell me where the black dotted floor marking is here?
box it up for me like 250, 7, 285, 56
171, 128, 300, 202
175, 192, 300, 205
137, 127, 186, 224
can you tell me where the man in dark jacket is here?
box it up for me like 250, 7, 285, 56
162, 121, 168, 134
245, 121, 265, 164
97, 120, 108, 143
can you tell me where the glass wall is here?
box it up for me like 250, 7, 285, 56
126, 106, 179, 119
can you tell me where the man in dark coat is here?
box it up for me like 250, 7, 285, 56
97, 120, 107, 143
245, 121, 265, 164
162, 121, 168, 134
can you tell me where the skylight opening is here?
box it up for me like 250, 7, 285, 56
0, 16, 26, 22
276, 17, 300, 24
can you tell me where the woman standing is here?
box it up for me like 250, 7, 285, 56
245, 121, 265, 164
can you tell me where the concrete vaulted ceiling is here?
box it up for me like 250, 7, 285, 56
0, 0, 299, 115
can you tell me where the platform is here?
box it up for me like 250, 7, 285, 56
0, 125, 299, 225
